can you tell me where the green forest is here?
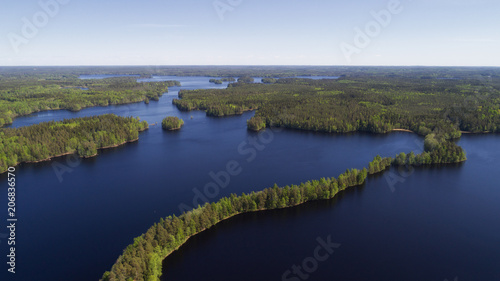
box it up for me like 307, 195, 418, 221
173, 76, 500, 136
0, 114, 148, 173
101, 139, 465, 281
0, 75, 179, 127
161, 116, 184, 131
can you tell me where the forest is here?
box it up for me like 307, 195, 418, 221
173, 73, 499, 161
102, 165, 370, 281
0, 74, 180, 127
173, 75, 500, 136
161, 116, 184, 131
101, 137, 465, 281
0, 114, 148, 173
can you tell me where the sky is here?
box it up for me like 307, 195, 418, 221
0, 0, 498, 66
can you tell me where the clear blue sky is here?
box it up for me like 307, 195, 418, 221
0, 0, 498, 66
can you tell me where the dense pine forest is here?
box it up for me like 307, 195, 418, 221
0, 114, 148, 173
0, 75, 179, 127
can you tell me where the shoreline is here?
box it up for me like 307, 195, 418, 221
391, 128, 415, 133
460, 130, 492, 134
0, 98, 162, 128
0, 129, 146, 174
123, 182, 365, 281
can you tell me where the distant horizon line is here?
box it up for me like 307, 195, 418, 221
1, 65, 499, 68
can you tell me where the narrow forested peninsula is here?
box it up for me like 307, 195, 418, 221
0, 74, 180, 127
161, 116, 184, 131
0, 114, 148, 173
101, 137, 466, 281
101, 135, 465, 280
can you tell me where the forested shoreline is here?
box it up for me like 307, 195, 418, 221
0, 114, 148, 173
0, 75, 180, 127
173, 76, 500, 137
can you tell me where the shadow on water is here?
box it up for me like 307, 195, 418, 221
160, 183, 365, 279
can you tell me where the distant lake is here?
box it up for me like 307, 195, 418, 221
1, 76, 499, 281
79, 74, 141, 79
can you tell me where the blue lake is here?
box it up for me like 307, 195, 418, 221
0, 76, 499, 281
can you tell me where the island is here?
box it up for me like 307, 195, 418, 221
161, 116, 184, 131
237, 76, 254, 83
0, 114, 148, 174
209, 78, 223, 84
209, 78, 236, 84
261, 77, 278, 84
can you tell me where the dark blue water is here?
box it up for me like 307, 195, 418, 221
162, 134, 500, 281
0, 76, 499, 281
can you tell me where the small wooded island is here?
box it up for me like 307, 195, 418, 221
161, 116, 184, 131
209, 78, 236, 84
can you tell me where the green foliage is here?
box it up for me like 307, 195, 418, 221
262, 78, 278, 84
394, 138, 466, 166
102, 167, 369, 281
209, 79, 222, 84
161, 117, 184, 130
173, 75, 500, 136
237, 76, 254, 83
247, 116, 266, 131
0, 75, 179, 127
368, 155, 393, 174
0, 114, 148, 173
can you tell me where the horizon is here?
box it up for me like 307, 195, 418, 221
1, 65, 500, 68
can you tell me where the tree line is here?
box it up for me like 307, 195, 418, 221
101, 167, 369, 281
0, 114, 148, 173
173, 75, 500, 137
0, 76, 180, 127
161, 116, 184, 131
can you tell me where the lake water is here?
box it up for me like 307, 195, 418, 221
0, 76, 499, 281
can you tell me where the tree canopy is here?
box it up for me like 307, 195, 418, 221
0, 114, 148, 173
